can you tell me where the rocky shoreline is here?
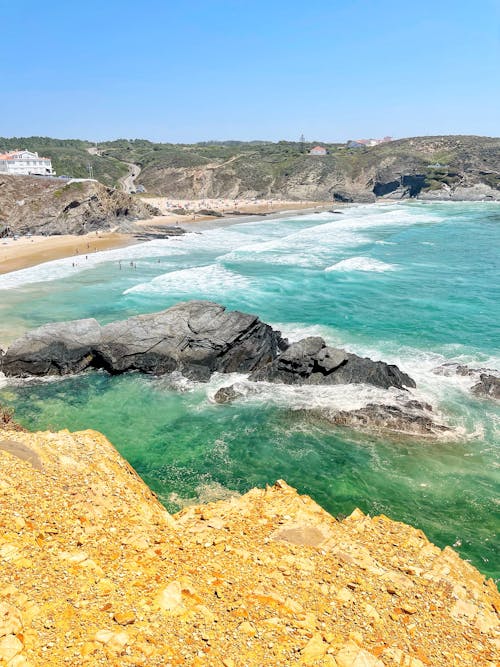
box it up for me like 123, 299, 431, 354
0, 300, 461, 438
0, 426, 498, 666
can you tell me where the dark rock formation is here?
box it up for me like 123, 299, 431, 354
1, 304, 414, 392
315, 400, 450, 438
471, 374, 500, 400
249, 337, 415, 390
433, 363, 499, 400
0, 302, 286, 381
0, 319, 102, 377
213, 385, 243, 404
0, 175, 159, 236
96, 302, 286, 380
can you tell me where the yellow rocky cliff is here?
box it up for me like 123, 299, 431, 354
0, 429, 498, 666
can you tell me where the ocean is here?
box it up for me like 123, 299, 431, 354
0, 201, 498, 579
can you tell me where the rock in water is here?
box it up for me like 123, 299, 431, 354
97, 301, 286, 379
0, 304, 414, 391
316, 400, 450, 438
249, 336, 415, 390
0, 318, 101, 377
471, 374, 500, 400
0, 301, 286, 381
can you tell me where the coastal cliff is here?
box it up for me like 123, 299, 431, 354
0, 175, 158, 237
1, 135, 498, 207
0, 427, 498, 666
134, 135, 500, 203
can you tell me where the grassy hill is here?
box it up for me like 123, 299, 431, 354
0, 137, 128, 187
1, 135, 498, 201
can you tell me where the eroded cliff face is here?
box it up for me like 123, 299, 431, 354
138, 136, 500, 202
0, 428, 498, 666
0, 175, 158, 237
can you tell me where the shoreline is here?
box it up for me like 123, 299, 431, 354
0, 201, 333, 276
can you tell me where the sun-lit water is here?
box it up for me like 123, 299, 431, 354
0, 201, 499, 579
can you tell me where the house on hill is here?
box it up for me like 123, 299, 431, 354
309, 145, 328, 156
0, 150, 55, 176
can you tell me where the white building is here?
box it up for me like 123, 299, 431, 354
309, 145, 328, 155
0, 150, 55, 176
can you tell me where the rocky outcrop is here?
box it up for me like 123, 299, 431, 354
0, 301, 286, 381
0, 427, 498, 666
96, 301, 285, 380
0, 318, 102, 377
1, 305, 414, 392
249, 336, 415, 390
433, 363, 500, 401
315, 400, 450, 438
0, 174, 159, 236
471, 374, 500, 400
136, 135, 500, 202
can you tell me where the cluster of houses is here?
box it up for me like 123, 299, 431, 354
0, 150, 55, 176
346, 136, 393, 148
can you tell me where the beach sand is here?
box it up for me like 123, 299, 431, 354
0, 199, 333, 275
0, 232, 133, 275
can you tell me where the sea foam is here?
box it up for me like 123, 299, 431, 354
124, 263, 252, 296
325, 257, 397, 272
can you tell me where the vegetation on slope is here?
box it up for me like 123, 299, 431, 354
1, 135, 498, 199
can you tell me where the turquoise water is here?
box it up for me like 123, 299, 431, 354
0, 202, 499, 579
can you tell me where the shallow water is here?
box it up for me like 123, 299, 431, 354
1, 201, 499, 579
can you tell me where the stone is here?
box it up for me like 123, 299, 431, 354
213, 385, 244, 404
0, 603, 23, 638
300, 633, 328, 664
336, 642, 384, 667
94, 630, 129, 651
316, 400, 449, 438
113, 611, 136, 626
471, 374, 500, 400
250, 337, 415, 390
238, 621, 256, 636
0, 634, 23, 662
1, 319, 101, 377
2, 301, 285, 381
382, 647, 425, 666
157, 581, 185, 613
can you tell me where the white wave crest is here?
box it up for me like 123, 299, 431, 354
124, 263, 252, 296
325, 257, 397, 273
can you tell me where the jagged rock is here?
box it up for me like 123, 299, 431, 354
1, 301, 286, 382
97, 301, 285, 380
249, 336, 415, 390
0, 318, 101, 377
0, 174, 158, 236
471, 374, 500, 400
314, 401, 449, 438
0, 304, 414, 394
213, 385, 243, 404
433, 363, 499, 400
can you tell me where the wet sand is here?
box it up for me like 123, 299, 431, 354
0, 201, 334, 276
0, 232, 133, 275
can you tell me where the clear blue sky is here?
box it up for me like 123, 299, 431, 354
1, 0, 499, 142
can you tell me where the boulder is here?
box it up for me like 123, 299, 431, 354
471, 374, 500, 400
433, 363, 499, 400
316, 400, 450, 438
0, 302, 286, 382
249, 336, 415, 390
1, 318, 101, 377
97, 301, 286, 380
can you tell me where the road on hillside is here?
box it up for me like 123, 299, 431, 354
86, 147, 141, 193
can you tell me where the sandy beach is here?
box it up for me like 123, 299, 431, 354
0, 199, 333, 275
0, 232, 133, 275
141, 196, 331, 221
